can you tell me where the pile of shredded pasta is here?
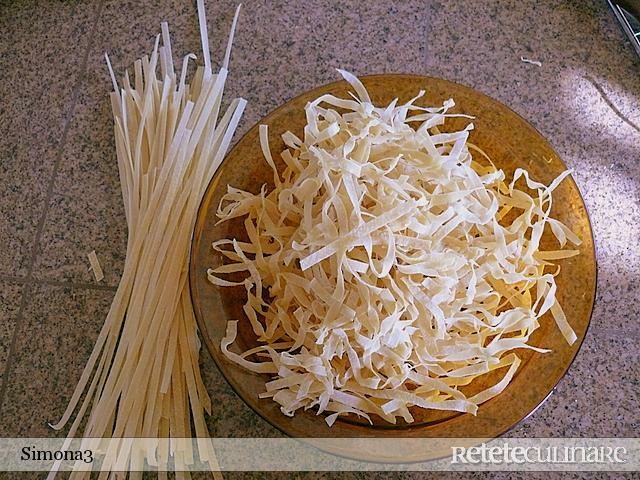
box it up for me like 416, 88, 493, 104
49, 1, 244, 477
209, 70, 582, 426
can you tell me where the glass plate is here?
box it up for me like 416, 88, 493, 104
189, 75, 597, 461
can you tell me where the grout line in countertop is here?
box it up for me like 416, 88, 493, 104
0, 273, 118, 291
0, 275, 24, 284
0, 0, 106, 416
587, 324, 640, 341
0, 273, 119, 291
584, 75, 640, 134
423, 0, 434, 69
30, 278, 118, 292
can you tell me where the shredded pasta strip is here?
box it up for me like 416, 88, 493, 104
211, 71, 581, 426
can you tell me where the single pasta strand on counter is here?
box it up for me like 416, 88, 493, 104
48, 2, 245, 478
209, 70, 581, 426
87, 250, 104, 283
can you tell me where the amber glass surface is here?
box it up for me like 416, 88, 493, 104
189, 75, 597, 461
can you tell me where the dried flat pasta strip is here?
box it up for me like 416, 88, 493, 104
87, 250, 105, 283
50, 3, 244, 478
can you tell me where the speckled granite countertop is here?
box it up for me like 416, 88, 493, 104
0, 0, 638, 479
